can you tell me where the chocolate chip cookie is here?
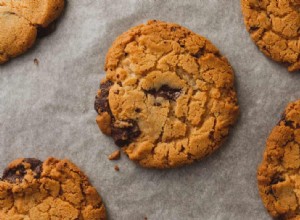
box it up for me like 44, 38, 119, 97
241, 0, 300, 72
95, 20, 239, 169
0, 0, 64, 64
0, 157, 107, 219
258, 100, 300, 219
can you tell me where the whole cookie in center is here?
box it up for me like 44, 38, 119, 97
241, 0, 300, 72
95, 20, 239, 168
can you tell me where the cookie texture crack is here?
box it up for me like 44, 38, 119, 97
258, 100, 300, 219
95, 20, 239, 168
241, 0, 300, 72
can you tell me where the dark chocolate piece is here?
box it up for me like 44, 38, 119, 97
111, 120, 141, 147
270, 174, 285, 185
145, 85, 181, 101
2, 158, 42, 183
279, 113, 295, 128
2, 164, 26, 183
24, 158, 43, 179
249, 26, 259, 33
192, 47, 205, 58
95, 81, 141, 146
94, 80, 113, 113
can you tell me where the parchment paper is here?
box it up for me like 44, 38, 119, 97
1, 0, 300, 219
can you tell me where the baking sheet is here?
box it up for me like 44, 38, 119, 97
1, 0, 300, 219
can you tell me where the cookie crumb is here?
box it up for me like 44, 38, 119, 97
34, 58, 39, 65
108, 150, 120, 160
114, 165, 120, 171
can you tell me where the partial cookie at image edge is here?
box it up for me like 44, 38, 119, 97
258, 100, 300, 219
0, 0, 65, 64
241, 0, 300, 72
0, 157, 107, 220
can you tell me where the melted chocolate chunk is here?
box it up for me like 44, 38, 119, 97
24, 158, 43, 179
280, 114, 295, 128
146, 85, 181, 101
37, 23, 57, 38
135, 108, 141, 113
1, 158, 43, 183
192, 47, 205, 58
94, 80, 114, 113
284, 120, 294, 127
94, 81, 141, 146
111, 120, 141, 147
267, 174, 285, 196
270, 174, 285, 185
2, 164, 26, 183
249, 26, 259, 33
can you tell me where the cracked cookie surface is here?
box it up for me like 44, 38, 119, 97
95, 20, 239, 169
0, 157, 107, 220
0, 0, 64, 64
258, 100, 300, 220
241, 0, 300, 72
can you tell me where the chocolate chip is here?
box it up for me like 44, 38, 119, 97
2, 164, 26, 183
145, 85, 181, 101
192, 47, 205, 58
94, 80, 114, 113
24, 158, 43, 179
37, 23, 57, 38
111, 120, 141, 147
267, 175, 285, 196
135, 108, 141, 113
23, 158, 42, 169
1, 158, 43, 183
94, 81, 141, 146
278, 114, 293, 128
249, 26, 259, 33
270, 174, 285, 185
284, 120, 294, 127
